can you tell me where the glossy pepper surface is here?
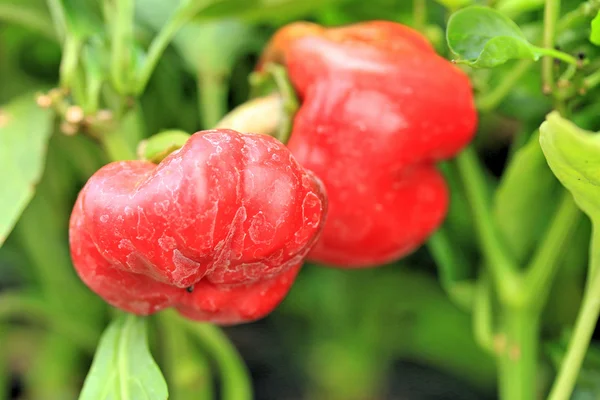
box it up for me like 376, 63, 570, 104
69, 129, 327, 325
258, 21, 477, 267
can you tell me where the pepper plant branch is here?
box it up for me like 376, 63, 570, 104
542, 0, 561, 94
427, 229, 474, 310
109, 0, 135, 94
413, 0, 426, 32
135, 0, 213, 94
179, 317, 252, 400
45, 0, 66, 42
473, 273, 495, 354
455, 148, 522, 304
523, 192, 581, 308
547, 227, 600, 400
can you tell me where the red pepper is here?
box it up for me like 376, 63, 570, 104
258, 21, 477, 267
69, 129, 326, 325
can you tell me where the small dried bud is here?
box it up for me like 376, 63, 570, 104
36, 94, 52, 108
60, 121, 78, 136
65, 106, 84, 124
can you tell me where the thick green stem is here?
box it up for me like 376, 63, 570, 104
498, 309, 540, 400
413, 0, 426, 31
198, 70, 229, 129
101, 128, 137, 161
455, 148, 521, 304
181, 318, 252, 400
524, 193, 581, 308
548, 225, 600, 400
541, 0, 561, 93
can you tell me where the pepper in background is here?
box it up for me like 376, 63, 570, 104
258, 21, 477, 267
69, 129, 327, 325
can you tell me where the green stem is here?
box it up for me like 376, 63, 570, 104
541, 0, 561, 93
498, 308, 540, 400
181, 319, 252, 400
524, 192, 581, 308
476, 60, 533, 112
110, 0, 135, 94
426, 229, 474, 310
159, 312, 213, 400
455, 148, 521, 304
45, 0, 66, 41
584, 68, 600, 90
473, 273, 495, 354
534, 46, 579, 66
413, 0, 426, 31
0, 3, 56, 40
101, 128, 137, 161
136, 1, 212, 94
548, 225, 600, 400
198, 70, 230, 129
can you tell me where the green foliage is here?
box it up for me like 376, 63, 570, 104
79, 315, 168, 400
447, 6, 541, 68
0, 93, 53, 246
591, 11, 600, 45
540, 113, 600, 222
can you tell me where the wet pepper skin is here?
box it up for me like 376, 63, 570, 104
69, 129, 326, 325
259, 21, 477, 267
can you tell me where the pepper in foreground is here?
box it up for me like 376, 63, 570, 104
69, 129, 327, 325
259, 21, 477, 267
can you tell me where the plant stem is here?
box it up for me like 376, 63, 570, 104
473, 273, 495, 353
181, 319, 252, 400
136, 1, 212, 94
110, 0, 135, 94
455, 148, 521, 304
541, 0, 561, 93
476, 60, 533, 112
427, 228, 474, 310
524, 192, 581, 308
584, 68, 600, 90
535, 46, 579, 66
413, 0, 426, 32
498, 308, 539, 400
198, 70, 229, 129
548, 225, 600, 400
45, 0, 66, 41
101, 124, 137, 161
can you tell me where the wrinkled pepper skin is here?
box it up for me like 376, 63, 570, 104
259, 21, 477, 267
69, 129, 326, 325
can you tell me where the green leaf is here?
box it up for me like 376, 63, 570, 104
493, 131, 561, 264
433, 0, 473, 10
0, 93, 53, 246
591, 11, 600, 46
446, 6, 539, 68
79, 314, 168, 400
539, 112, 600, 222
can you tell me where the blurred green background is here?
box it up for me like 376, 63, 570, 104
2, 0, 600, 399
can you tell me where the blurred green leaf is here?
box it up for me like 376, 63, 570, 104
433, 0, 473, 10
0, 0, 56, 40
195, 0, 348, 23
591, 11, 600, 45
0, 93, 53, 246
139, 130, 190, 163
495, 0, 544, 18
447, 6, 539, 68
79, 314, 168, 400
539, 112, 600, 222
493, 131, 561, 264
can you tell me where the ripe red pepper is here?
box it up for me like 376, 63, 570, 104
258, 21, 477, 267
69, 129, 326, 325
